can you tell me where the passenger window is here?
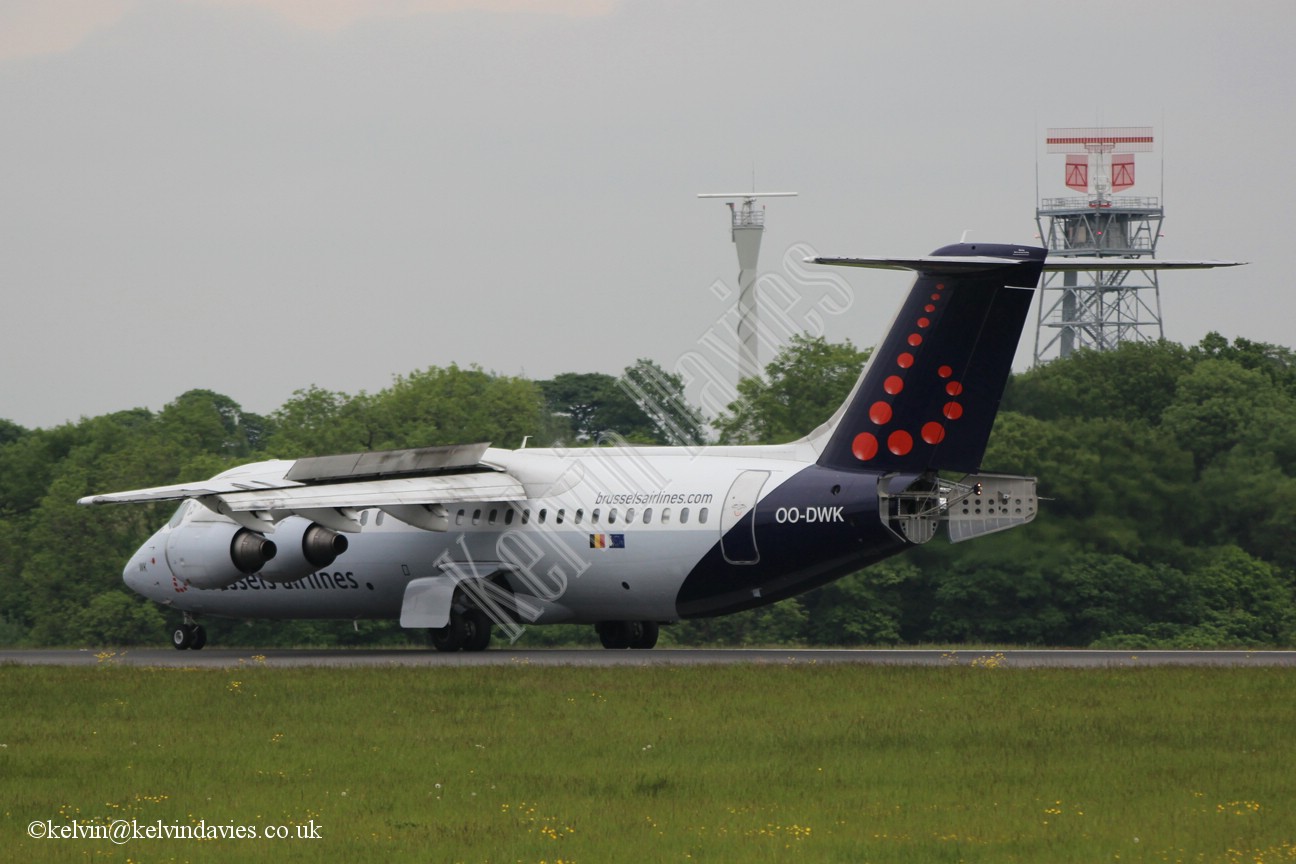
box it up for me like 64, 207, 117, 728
456, 509, 466, 526
698, 507, 709, 524
643, 507, 652, 524
376, 511, 385, 526
360, 511, 369, 526
521, 509, 531, 525
608, 508, 618, 524
661, 507, 671, 524
489, 509, 498, 525
556, 509, 565, 525
625, 507, 635, 524
538, 508, 547, 525
680, 507, 690, 524
505, 508, 515, 525
591, 508, 600, 524
472, 508, 482, 526
574, 509, 584, 525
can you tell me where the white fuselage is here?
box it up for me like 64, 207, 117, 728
122, 444, 837, 626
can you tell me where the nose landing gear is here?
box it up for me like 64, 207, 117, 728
171, 613, 207, 650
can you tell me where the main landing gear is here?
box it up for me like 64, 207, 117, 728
596, 620, 659, 650
172, 613, 207, 651
429, 608, 493, 653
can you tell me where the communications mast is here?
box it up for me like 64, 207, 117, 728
1033, 127, 1164, 363
698, 191, 797, 383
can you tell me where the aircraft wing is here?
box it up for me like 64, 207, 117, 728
77, 461, 302, 505
78, 442, 523, 532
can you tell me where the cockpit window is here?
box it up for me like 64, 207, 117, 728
167, 500, 193, 528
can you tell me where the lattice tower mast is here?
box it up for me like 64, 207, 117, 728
1033, 127, 1164, 364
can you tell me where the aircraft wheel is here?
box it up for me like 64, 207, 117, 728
430, 611, 467, 652
190, 625, 207, 651
171, 625, 193, 651
596, 621, 630, 649
629, 621, 659, 650
462, 609, 492, 652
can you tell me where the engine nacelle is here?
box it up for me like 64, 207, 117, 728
256, 518, 349, 584
165, 521, 277, 590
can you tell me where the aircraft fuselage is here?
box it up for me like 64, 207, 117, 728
123, 446, 909, 629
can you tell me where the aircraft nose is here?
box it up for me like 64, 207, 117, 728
122, 556, 145, 591
123, 530, 168, 597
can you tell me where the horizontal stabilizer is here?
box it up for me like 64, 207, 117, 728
811, 255, 1246, 274
808, 254, 1039, 275
1041, 258, 1245, 271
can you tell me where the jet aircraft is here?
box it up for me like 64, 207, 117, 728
80, 243, 1241, 650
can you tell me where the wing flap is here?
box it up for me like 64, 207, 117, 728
217, 471, 525, 513
285, 442, 491, 483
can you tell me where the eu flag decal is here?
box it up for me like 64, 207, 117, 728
589, 534, 626, 549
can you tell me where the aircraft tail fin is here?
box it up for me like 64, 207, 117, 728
808, 243, 1045, 475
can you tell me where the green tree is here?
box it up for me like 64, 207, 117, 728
157, 389, 256, 458
539, 372, 642, 443
264, 386, 380, 456
1160, 359, 1290, 475
1192, 332, 1296, 396
925, 534, 1072, 644
540, 360, 703, 445
1004, 340, 1193, 426
671, 598, 809, 646
267, 365, 559, 457
1178, 545, 1295, 646
798, 559, 918, 645
68, 590, 167, 646
0, 419, 27, 447
370, 364, 555, 451
714, 334, 869, 444
618, 359, 706, 445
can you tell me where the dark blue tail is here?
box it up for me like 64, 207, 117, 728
815, 243, 1045, 475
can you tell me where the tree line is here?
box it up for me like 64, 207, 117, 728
1, 335, 1292, 648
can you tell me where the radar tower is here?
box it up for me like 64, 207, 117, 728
1033, 127, 1164, 363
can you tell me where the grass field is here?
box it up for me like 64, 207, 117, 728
2, 659, 1294, 863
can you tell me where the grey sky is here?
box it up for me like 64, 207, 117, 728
2, 0, 1291, 431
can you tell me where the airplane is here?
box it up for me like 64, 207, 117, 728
79, 242, 1242, 651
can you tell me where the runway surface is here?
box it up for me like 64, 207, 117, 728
3, 647, 1295, 668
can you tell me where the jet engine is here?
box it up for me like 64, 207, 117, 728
165, 521, 277, 590
256, 517, 349, 584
